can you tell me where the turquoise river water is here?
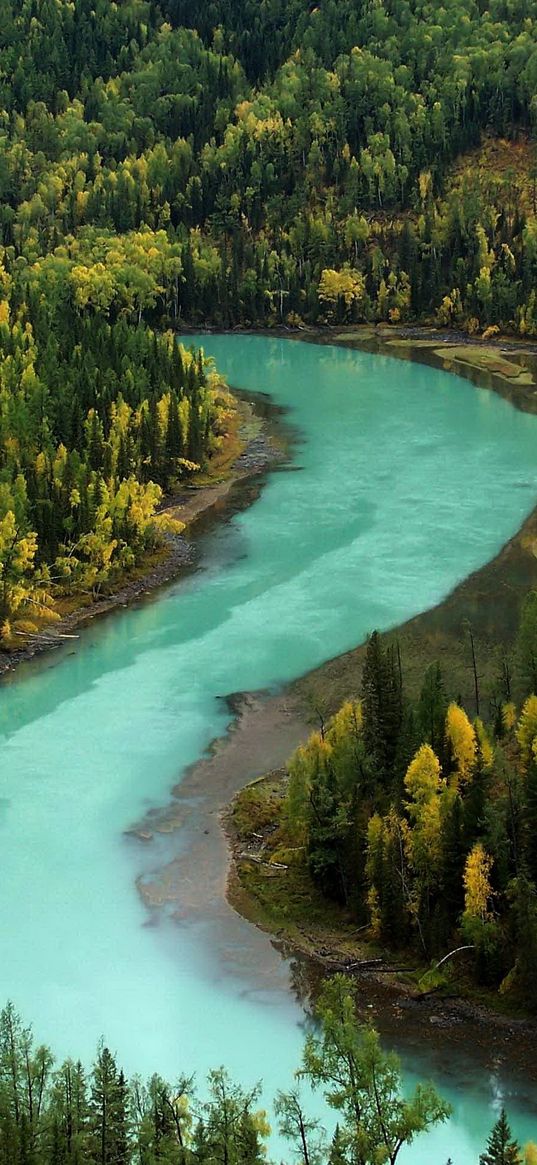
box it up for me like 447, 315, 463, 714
2, 335, 537, 1158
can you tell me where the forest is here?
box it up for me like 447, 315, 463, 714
0, 292, 230, 642
2, 0, 537, 641
0, 0, 537, 332
0, 983, 532, 1165
2, 0, 537, 1157
265, 591, 537, 1010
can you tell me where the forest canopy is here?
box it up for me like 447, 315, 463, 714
268, 611, 537, 1012
1, 0, 537, 333
2, 0, 537, 642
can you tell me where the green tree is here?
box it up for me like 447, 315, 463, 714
274, 1088, 325, 1165
48, 1059, 89, 1164
300, 976, 450, 1165
361, 633, 402, 786
88, 1044, 130, 1165
194, 1068, 269, 1165
480, 1110, 522, 1165
516, 591, 537, 697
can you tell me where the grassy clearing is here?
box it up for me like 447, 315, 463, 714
432, 345, 536, 387
228, 773, 364, 955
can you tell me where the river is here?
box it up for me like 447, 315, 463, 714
1, 335, 537, 1157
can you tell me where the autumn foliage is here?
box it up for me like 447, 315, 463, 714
281, 628, 537, 1005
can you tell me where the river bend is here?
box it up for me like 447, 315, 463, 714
2, 336, 537, 1155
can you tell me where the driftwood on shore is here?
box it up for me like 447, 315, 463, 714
312, 951, 419, 974
239, 850, 288, 870
14, 630, 80, 641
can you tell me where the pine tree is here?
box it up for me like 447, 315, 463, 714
171, 342, 184, 393
464, 740, 489, 846
165, 391, 183, 464
440, 794, 466, 926
505, 875, 537, 1006
307, 753, 349, 904
380, 819, 409, 948
89, 1044, 130, 1165
361, 632, 402, 786
327, 1124, 347, 1165
479, 1110, 522, 1165
516, 590, 537, 698
417, 662, 447, 760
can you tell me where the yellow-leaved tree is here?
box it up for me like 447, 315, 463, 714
445, 702, 476, 786
0, 511, 56, 644
405, 743, 442, 806
474, 717, 494, 770
404, 744, 444, 890
462, 843, 494, 924
318, 266, 366, 321
365, 813, 384, 939
285, 731, 333, 846
516, 695, 537, 767
365, 808, 411, 943
502, 701, 518, 733
325, 700, 363, 795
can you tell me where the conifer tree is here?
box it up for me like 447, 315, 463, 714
88, 1044, 130, 1165
480, 1110, 522, 1165
361, 632, 402, 786
417, 663, 447, 760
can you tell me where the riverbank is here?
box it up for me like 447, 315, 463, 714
217, 327, 537, 1035
122, 327, 537, 1046
9, 321, 527, 684
225, 768, 537, 1042
0, 393, 284, 678
291, 326, 537, 715
191, 321, 537, 414
315, 323, 537, 415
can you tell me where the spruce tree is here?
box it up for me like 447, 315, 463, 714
417, 663, 448, 761
479, 1110, 521, 1165
361, 632, 402, 786
307, 757, 349, 903
89, 1044, 130, 1165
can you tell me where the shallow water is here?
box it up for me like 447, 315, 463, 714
2, 336, 537, 1155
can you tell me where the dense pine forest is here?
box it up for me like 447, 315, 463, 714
256, 594, 537, 1010
1, 0, 537, 642
0, 0, 536, 331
